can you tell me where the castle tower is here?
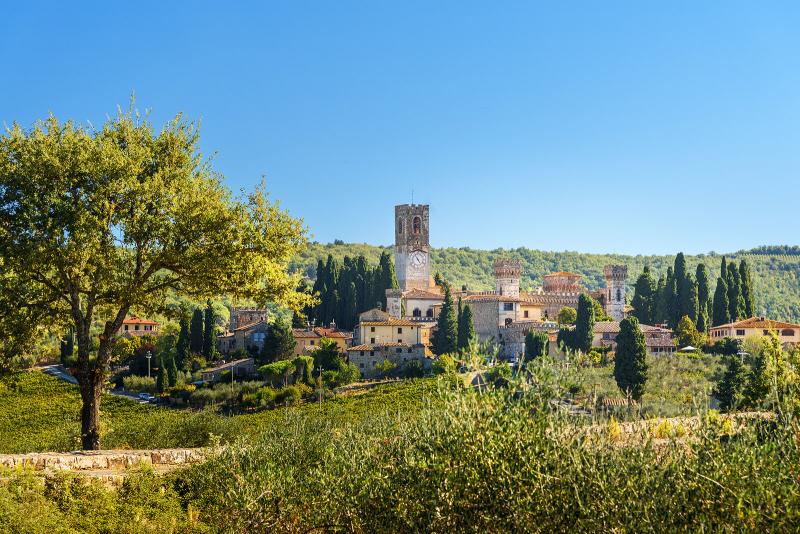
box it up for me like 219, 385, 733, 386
394, 204, 430, 291
493, 258, 521, 298
603, 265, 628, 321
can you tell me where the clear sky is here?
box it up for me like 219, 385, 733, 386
2, 1, 799, 255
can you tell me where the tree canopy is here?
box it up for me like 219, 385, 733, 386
0, 109, 310, 449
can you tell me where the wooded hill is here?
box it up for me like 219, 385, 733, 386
292, 243, 800, 323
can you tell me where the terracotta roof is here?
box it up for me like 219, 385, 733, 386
402, 288, 444, 299
593, 321, 672, 334
710, 317, 800, 331
360, 319, 428, 327
544, 271, 581, 277
292, 327, 353, 339
461, 294, 521, 303
123, 316, 158, 326
233, 319, 268, 332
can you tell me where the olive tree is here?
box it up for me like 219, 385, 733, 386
0, 110, 311, 449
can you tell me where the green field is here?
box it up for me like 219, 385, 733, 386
0, 371, 431, 454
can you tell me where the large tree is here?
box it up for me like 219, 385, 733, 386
613, 317, 648, 401
457, 302, 476, 352
739, 259, 755, 318
260, 315, 296, 364
573, 294, 595, 354
431, 283, 458, 355
189, 308, 204, 354
0, 111, 309, 449
712, 276, 730, 326
695, 264, 711, 333
631, 266, 656, 325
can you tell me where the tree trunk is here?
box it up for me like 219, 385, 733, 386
79, 370, 103, 450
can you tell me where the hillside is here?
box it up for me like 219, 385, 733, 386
292, 243, 800, 322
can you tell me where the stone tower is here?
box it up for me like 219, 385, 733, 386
493, 258, 521, 297
394, 204, 430, 291
603, 265, 628, 321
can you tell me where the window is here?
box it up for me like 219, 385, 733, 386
124, 325, 129, 331
398, 339, 402, 343
524, 310, 529, 318
737, 329, 745, 336
396, 348, 402, 353
370, 351, 374, 356
134, 325, 140, 331
359, 363, 364, 369
408, 348, 412, 353
763, 330, 769, 335
397, 217, 404, 234
503, 303, 514, 311
603, 333, 612, 340
370, 337, 375, 344
426, 309, 434, 318
413, 308, 421, 317
397, 327, 403, 334
782, 329, 794, 337
370, 326, 375, 332
616, 289, 622, 302
360, 351, 364, 356
310, 340, 315, 345
413, 216, 421, 234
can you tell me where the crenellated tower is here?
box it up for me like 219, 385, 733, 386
493, 258, 521, 297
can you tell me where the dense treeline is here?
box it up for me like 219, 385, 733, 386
630, 254, 754, 331
742, 245, 800, 256
307, 252, 398, 330
292, 242, 800, 322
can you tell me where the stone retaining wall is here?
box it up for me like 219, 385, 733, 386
0, 448, 205, 473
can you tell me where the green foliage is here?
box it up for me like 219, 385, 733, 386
431, 283, 458, 355
259, 360, 295, 388
175, 317, 190, 370
739, 259, 755, 318
557, 306, 577, 325
311, 337, 342, 371
675, 315, 705, 349
202, 299, 217, 360
696, 264, 712, 333
374, 359, 399, 378
613, 317, 648, 400
710, 337, 741, 356
294, 355, 315, 386
713, 275, 730, 326
156, 360, 168, 393
457, 302, 476, 351
574, 294, 595, 354
714, 355, 749, 411
260, 316, 295, 364
190, 308, 204, 355
432, 354, 457, 375
630, 266, 656, 325
122, 375, 156, 393
524, 331, 549, 361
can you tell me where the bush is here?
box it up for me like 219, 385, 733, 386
402, 359, 425, 379
431, 354, 457, 375
275, 386, 302, 406
122, 375, 156, 393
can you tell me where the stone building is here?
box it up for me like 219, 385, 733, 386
593, 321, 675, 354
291, 323, 353, 356
229, 307, 269, 331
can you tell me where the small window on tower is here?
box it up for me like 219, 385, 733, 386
397, 217, 404, 234
616, 289, 622, 302
413, 216, 421, 234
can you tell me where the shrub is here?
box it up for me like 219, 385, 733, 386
122, 375, 156, 393
432, 354, 456, 375
402, 359, 425, 379
275, 386, 302, 406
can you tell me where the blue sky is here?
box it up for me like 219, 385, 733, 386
2, 1, 799, 254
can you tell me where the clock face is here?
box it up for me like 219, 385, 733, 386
409, 250, 427, 271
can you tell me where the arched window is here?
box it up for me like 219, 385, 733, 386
426, 308, 434, 318
616, 289, 622, 302
397, 217, 404, 234
413, 216, 421, 234
413, 308, 421, 318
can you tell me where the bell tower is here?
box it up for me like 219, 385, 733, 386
394, 204, 430, 291
603, 265, 628, 321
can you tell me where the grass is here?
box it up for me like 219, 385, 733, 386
0, 371, 432, 454
1, 362, 798, 532
577, 352, 725, 417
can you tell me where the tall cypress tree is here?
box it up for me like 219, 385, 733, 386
342, 281, 358, 330
727, 263, 743, 321
457, 303, 476, 351
613, 316, 648, 401
175, 317, 190, 370
713, 276, 730, 326
739, 259, 754, 318
654, 275, 666, 324
524, 331, 549, 361
377, 251, 398, 309
679, 272, 699, 323
432, 283, 458, 355
202, 299, 217, 360
165, 351, 178, 387
631, 266, 656, 325
662, 267, 678, 328
574, 293, 595, 354
189, 308, 204, 354
156, 355, 167, 393
696, 264, 711, 333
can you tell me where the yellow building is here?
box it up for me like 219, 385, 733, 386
354, 308, 432, 347
709, 317, 800, 347
291, 326, 353, 356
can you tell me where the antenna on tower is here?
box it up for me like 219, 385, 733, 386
411, 188, 414, 205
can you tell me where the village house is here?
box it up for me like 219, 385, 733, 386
217, 307, 271, 355
120, 316, 159, 337
593, 321, 675, 355
709, 317, 800, 347
292, 322, 353, 356
347, 308, 433, 378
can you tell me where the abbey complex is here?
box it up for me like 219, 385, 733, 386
383, 204, 632, 359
